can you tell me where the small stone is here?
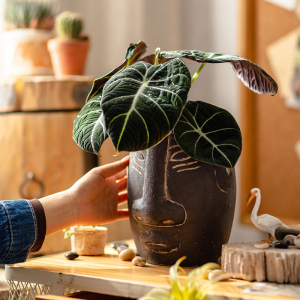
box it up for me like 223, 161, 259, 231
119, 248, 135, 261
295, 234, 300, 248
132, 256, 146, 267
200, 269, 211, 280
208, 269, 230, 281
117, 245, 128, 253
111, 241, 129, 250
283, 235, 296, 245
274, 240, 290, 249
254, 242, 269, 249
65, 252, 79, 260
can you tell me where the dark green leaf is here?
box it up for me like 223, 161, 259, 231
160, 50, 278, 95
174, 101, 242, 168
101, 59, 191, 153
73, 93, 108, 154
87, 41, 148, 101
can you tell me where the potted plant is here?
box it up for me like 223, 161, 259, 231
47, 11, 90, 78
2, 0, 55, 76
64, 225, 107, 256
72, 41, 278, 266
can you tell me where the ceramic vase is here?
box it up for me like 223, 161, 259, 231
2, 29, 54, 76
127, 134, 236, 266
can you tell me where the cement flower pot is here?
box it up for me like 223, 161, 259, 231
127, 134, 236, 266
2, 29, 54, 76
47, 39, 90, 78
70, 226, 107, 256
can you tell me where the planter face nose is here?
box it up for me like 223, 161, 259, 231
128, 134, 236, 266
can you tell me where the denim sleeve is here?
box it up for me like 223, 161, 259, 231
0, 200, 37, 264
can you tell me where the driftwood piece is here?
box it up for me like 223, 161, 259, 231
222, 242, 300, 284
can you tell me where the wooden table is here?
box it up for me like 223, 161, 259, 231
5, 242, 300, 300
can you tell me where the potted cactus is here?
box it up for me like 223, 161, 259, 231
2, 0, 55, 76
47, 11, 90, 78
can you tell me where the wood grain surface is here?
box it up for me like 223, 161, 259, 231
222, 242, 300, 283
7, 241, 300, 300
20, 76, 94, 111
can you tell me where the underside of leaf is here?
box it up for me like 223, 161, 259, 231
160, 50, 278, 95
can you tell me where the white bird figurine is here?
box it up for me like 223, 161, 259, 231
247, 187, 290, 242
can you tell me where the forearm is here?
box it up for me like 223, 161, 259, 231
0, 200, 37, 264
39, 190, 77, 236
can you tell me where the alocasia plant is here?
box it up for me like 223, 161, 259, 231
73, 41, 277, 169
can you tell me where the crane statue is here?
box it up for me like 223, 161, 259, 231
247, 188, 290, 243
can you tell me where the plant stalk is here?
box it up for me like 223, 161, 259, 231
191, 63, 207, 85
155, 47, 161, 65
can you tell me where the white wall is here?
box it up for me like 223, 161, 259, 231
0, 0, 264, 243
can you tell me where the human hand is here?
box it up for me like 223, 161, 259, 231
68, 156, 130, 226
40, 156, 130, 236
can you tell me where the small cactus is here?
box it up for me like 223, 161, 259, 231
55, 11, 83, 40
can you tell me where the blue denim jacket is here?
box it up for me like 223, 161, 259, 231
0, 200, 37, 264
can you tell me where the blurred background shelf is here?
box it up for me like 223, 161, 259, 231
0, 75, 131, 256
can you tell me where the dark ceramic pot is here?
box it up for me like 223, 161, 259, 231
127, 134, 236, 266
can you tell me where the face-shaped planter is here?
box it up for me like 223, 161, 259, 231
128, 134, 236, 266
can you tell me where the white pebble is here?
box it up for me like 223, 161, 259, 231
208, 269, 230, 281
254, 242, 269, 249
117, 245, 128, 253
208, 270, 224, 280
132, 256, 146, 267
283, 235, 296, 245
119, 248, 135, 261
295, 234, 300, 249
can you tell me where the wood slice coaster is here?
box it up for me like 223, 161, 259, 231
221, 242, 300, 284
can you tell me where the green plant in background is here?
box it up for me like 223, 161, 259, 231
4, 0, 54, 30
55, 11, 85, 40
63, 228, 73, 239
140, 257, 228, 300
73, 41, 278, 169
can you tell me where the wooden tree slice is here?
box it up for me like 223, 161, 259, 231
222, 242, 300, 284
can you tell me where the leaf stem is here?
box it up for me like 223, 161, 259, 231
191, 63, 207, 85
155, 47, 161, 65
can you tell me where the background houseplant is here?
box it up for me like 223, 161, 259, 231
47, 11, 90, 78
72, 41, 277, 265
65, 225, 107, 256
2, 0, 55, 76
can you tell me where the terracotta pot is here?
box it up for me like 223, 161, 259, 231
70, 226, 107, 256
2, 29, 54, 76
127, 134, 236, 266
47, 39, 90, 78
